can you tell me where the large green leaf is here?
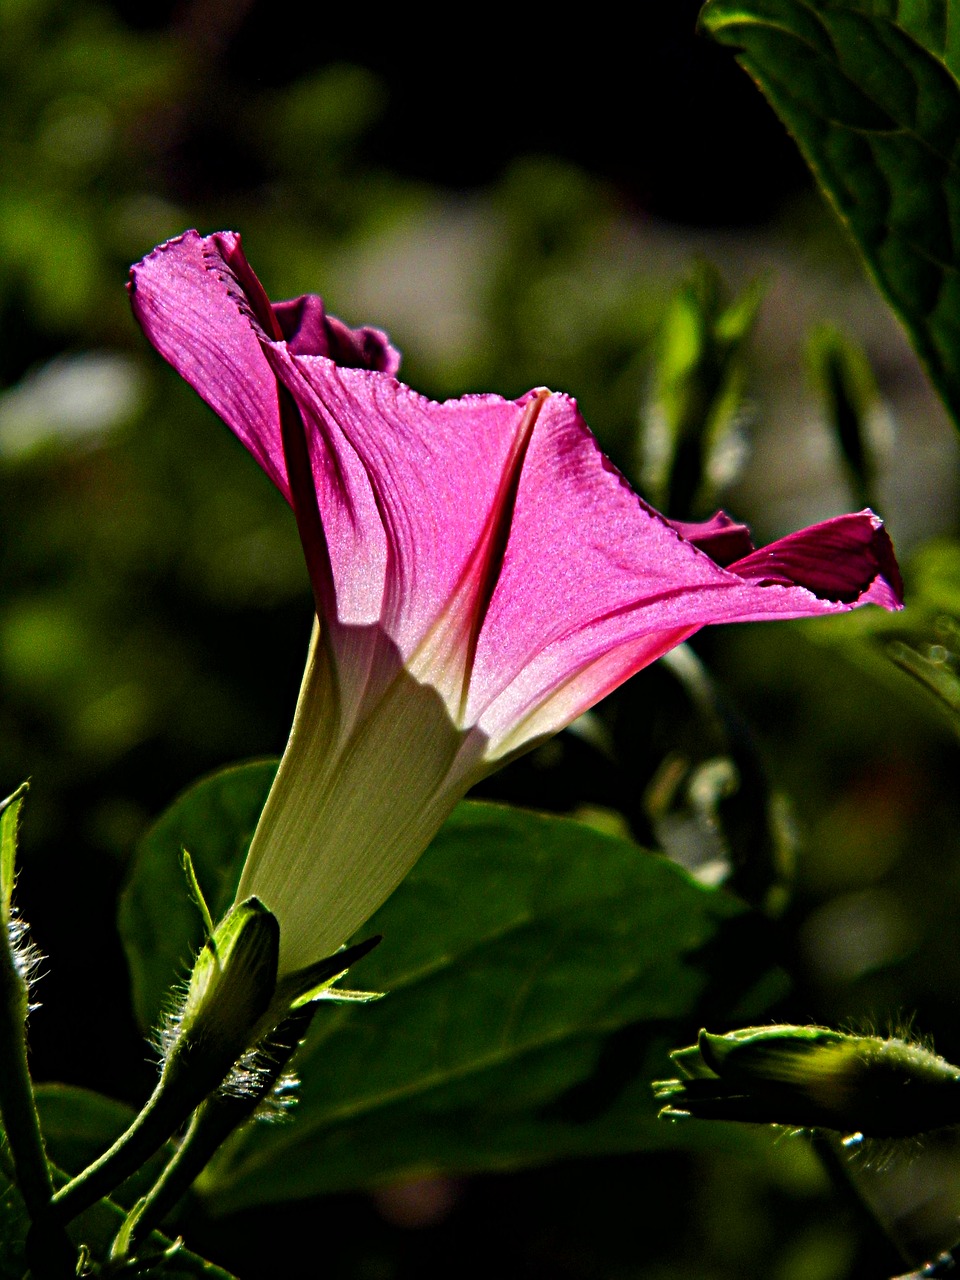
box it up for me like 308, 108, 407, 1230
196, 803, 768, 1211
119, 759, 279, 1032
700, 0, 960, 426
121, 767, 773, 1211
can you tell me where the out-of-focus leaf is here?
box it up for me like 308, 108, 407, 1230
0, 352, 144, 460
118, 760, 278, 1034
0, 1166, 29, 1280
639, 262, 761, 518
643, 646, 795, 914
807, 539, 960, 731
888, 622, 960, 733
806, 323, 884, 511
33, 1083, 137, 1177
700, 0, 960, 428
194, 801, 769, 1212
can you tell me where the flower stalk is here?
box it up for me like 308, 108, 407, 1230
0, 784, 75, 1277
107, 934, 380, 1264
109, 1005, 317, 1263
53, 897, 281, 1224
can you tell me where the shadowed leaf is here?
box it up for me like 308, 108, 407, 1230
701, 0, 960, 428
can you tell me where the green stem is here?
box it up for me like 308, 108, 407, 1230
0, 935, 75, 1277
0, 955, 53, 1218
56, 984, 291, 1228
113, 1006, 316, 1262
0, 784, 75, 1276
51, 1077, 180, 1223
51, 1041, 243, 1228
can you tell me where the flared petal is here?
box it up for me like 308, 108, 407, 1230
262, 346, 548, 713
127, 230, 400, 504
130, 233, 902, 755
664, 512, 755, 566
129, 230, 290, 496
272, 293, 400, 371
464, 396, 902, 755
726, 511, 904, 607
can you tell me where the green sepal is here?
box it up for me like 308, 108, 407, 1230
304, 987, 384, 1006
668, 1042, 716, 1081
180, 848, 214, 941
274, 934, 383, 1013
696, 1024, 846, 1081
166, 896, 279, 1090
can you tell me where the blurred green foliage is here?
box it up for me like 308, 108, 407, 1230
1, 0, 960, 1277
640, 263, 762, 519
806, 324, 882, 513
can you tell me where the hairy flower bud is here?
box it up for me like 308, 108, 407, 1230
654, 1025, 960, 1139
164, 896, 280, 1096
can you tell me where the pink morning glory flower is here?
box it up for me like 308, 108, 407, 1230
129, 230, 903, 975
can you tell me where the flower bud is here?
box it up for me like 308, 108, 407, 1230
164, 896, 280, 1097
654, 1025, 960, 1138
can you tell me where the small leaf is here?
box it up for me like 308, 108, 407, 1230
700, 0, 960, 428
807, 538, 960, 731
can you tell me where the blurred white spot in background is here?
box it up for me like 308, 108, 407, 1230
800, 887, 917, 986
0, 352, 144, 459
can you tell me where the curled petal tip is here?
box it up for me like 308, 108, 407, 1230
728, 510, 904, 608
